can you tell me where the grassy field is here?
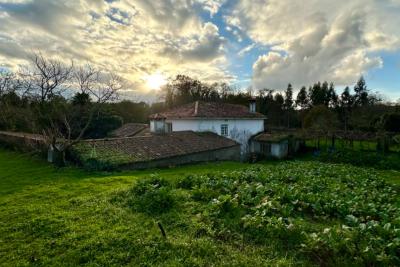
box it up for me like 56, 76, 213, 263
305, 138, 400, 152
0, 149, 399, 266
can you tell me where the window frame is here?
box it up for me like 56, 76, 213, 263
220, 124, 228, 136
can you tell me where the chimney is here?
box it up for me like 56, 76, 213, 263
249, 98, 256, 113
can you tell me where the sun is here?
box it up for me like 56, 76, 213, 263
145, 73, 167, 90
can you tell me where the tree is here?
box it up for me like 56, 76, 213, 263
338, 86, 354, 131
296, 86, 309, 110
19, 53, 122, 165
309, 82, 329, 107
0, 70, 17, 97
20, 52, 73, 102
284, 84, 294, 110
162, 75, 218, 107
327, 82, 338, 108
283, 84, 294, 128
354, 76, 369, 106
303, 105, 339, 140
0, 71, 15, 127
274, 93, 285, 127
376, 113, 400, 132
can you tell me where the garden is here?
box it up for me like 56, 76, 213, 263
1, 148, 399, 266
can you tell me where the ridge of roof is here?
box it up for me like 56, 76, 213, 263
149, 101, 266, 119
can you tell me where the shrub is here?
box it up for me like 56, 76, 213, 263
115, 176, 176, 215
317, 150, 400, 170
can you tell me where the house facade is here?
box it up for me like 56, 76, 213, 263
149, 101, 266, 155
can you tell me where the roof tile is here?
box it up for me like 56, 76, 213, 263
149, 101, 266, 119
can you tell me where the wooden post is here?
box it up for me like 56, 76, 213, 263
158, 222, 167, 239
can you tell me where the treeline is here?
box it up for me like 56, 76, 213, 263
161, 75, 400, 133
1, 56, 400, 144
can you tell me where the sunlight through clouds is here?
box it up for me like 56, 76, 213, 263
0, 0, 400, 100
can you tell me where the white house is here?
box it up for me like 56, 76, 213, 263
149, 100, 266, 154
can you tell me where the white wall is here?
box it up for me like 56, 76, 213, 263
271, 143, 288, 159
166, 118, 264, 154
150, 120, 166, 133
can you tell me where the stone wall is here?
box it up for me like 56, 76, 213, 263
120, 145, 241, 170
0, 131, 47, 154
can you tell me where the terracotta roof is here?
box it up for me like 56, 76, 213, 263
149, 101, 266, 119
76, 131, 239, 164
110, 123, 149, 137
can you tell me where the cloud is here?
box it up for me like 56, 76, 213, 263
182, 22, 225, 61
198, 0, 226, 16
1, 0, 399, 99
227, 0, 400, 90
0, 0, 233, 100
238, 43, 256, 57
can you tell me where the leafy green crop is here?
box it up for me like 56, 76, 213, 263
123, 162, 400, 266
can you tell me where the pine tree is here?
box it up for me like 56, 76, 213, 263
339, 86, 354, 131
354, 76, 369, 106
274, 93, 284, 127
284, 84, 294, 128
321, 81, 330, 106
327, 82, 338, 108
284, 83, 294, 110
309, 82, 327, 106
296, 86, 309, 110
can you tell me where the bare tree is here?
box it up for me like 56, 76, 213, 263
74, 64, 99, 93
21, 52, 73, 102
0, 70, 16, 97
18, 53, 122, 165
50, 67, 122, 165
61, 66, 122, 147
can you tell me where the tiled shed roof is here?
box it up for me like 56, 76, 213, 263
110, 123, 149, 137
77, 131, 239, 163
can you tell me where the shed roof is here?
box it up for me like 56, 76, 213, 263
110, 123, 149, 137
149, 101, 266, 120
76, 131, 239, 163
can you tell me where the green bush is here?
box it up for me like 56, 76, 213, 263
116, 175, 176, 215
317, 150, 400, 170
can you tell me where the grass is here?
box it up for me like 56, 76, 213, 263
0, 148, 399, 266
305, 138, 400, 152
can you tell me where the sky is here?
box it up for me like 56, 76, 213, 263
0, 0, 399, 102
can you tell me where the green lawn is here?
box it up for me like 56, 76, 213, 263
305, 138, 400, 152
0, 149, 399, 266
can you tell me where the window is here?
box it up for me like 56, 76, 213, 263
166, 122, 172, 133
220, 124, 228, 136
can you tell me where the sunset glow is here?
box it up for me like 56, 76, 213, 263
145, 73, 167, 90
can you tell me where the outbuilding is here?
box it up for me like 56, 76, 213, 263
250, 133, 304, 159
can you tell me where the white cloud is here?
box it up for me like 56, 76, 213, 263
197, 0, 226, 16
0, 0, 233, 100
238, 43, 256, 57
227, 0, 400, 90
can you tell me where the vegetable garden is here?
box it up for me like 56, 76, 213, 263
114, 161, 400, 266
1, 149, 399, 266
